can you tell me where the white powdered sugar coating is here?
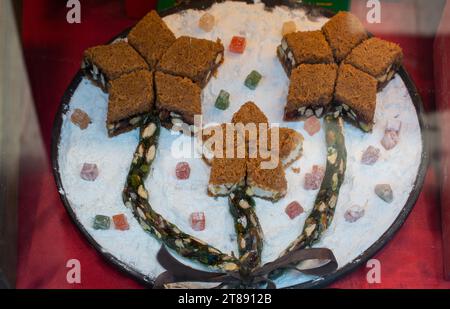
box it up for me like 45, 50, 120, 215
57, 2, 422, 287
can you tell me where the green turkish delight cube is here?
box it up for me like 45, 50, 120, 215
244, 70, 262, 90
93, 215, 111, 230
215, 90, 230, 110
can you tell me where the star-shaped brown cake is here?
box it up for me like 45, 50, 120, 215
202, 102, 304, 202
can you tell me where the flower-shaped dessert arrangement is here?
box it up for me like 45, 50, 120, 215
74, 8, 404, 288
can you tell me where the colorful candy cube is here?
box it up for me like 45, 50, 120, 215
375, 184, 394, 203
285, 201, 304, 219
215, 90, 230, 110
93, 215, 110, 230
304, 116, 321, 136
80, 163, 99, 181
344, 205, 365, 223
244, 70, 262, 90
229, 36, 246, 54
113, 214, 129, 231
176, 162, 191, 180
199, 13, 215, 32
361, 146, 380, 165
381, 130, 399, 150
190, 212, 205, 231
304, 165, 325, 190
281, 21, 296, 36
71, 108, 91, 130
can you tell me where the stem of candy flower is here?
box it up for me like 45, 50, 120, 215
123, 115, 239, 271
228, 187, 264, 277
270, 113, 347, 279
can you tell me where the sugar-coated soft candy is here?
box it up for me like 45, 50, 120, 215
304, 165, 325, 190
199, 13, 215, 32
176, 162, 191, 180
93, 215, 110, 230
361, 146, 380, 165
190, 212, 205, 231
229, 36, 246, 54
282, 21, 296, 36
375, 184, 394, 203
344, 205, 365, 223
215, 90, 230, 110
113, 214, 129, 231
381, 130, 399, 150
304, 116, 321, 136
80, 163, 99, 181
244, 70, 262, 90
71, 108, 91, 130
285, 201, 304, 219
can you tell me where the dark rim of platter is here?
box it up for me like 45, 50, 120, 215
51, 0, 430, 289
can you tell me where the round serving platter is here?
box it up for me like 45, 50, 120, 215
51, 0, 429, 289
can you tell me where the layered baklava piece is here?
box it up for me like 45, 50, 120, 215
277, 30, 334, 76
231, 101, 268, 125
106, 70, 154, 137
208, 157, 247, 196
284, 63, 338, 121
322, 11, 368, 62
127, 10, 176, 69
246, 157, 287, 202
278, 128, 304, 168
157, 36, 224, 88
334, 64, 378, 132
344, 37, 403, 90
201, 123, 246, 165
245, 127, 301, 201
154, 71, 202, 131
231, 101, 269, 154
82, 42, 148, 91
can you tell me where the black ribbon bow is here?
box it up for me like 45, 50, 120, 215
153, 246, 337, 289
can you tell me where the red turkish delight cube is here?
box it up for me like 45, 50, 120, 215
304, 116, 321, 136
80, 163, 99, 181
113, 214, 129, 231
304, 165, 325, 190
285, 201, 304, 219
190, 212, 205, 231
176, 162, 191, 180
361, 146, 380, 165
229, 36, 246, 54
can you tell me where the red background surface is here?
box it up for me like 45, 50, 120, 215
17, 0, 450, 288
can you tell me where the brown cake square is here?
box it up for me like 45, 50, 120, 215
208, 157, 247, 196
106, 70, 154, 137
284, 63, 338, 121
322, 11, 368, 62
246, 157, 287, 202
201, 123, 247, 165
157, 36, 224, 88
277, 30, 334, 76
344, 37, 403, 90
154, 71, 202, 131
231, 101, 269, 157
278, 128, 304, 168
82, 42, 148, 91
334, 64, 378, 132
127, 10, 176, 69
